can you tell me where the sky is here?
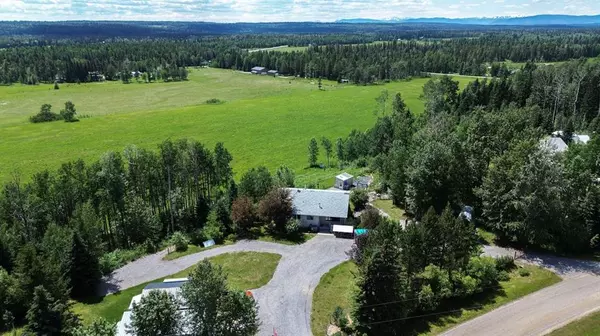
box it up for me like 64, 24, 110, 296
0, 0, 598, 22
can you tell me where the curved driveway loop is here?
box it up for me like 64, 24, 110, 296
100, 234, 353, 336
102, 237, 600, 336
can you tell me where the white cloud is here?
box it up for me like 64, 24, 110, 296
0, 0, 598, 21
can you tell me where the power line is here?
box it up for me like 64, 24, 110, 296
365, 304, 486, 326
359, 282, 508, 309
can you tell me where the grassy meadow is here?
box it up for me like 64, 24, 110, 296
0, 68, 470, 185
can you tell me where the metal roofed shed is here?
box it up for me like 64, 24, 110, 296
541, 137, 568, 154
335, 172, 354, 190
287, 188, 350, 232
251, 66, 267, 75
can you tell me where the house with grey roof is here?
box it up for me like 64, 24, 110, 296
287, 188, 350, 231
541, 137, 568, 154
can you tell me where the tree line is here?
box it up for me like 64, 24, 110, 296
334, 58, 600, 254
3, 29, 600, 85
217, 32, 600, 83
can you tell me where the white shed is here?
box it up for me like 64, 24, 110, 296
335, 172, 354, 190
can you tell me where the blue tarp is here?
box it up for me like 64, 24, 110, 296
354, 228, 368, 236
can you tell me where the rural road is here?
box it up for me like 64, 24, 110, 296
442, 246, 600, 336
100, 234, 353, 336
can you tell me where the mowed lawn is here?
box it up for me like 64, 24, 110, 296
548, 310, 600, 336
0, 69, 470, 184
73, 252, 282, 325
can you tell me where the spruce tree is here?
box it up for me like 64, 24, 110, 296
69, 232, 101, 299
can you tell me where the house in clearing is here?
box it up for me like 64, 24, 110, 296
251, 66, 267, 75
541, 137, 568, 154
335, 172, 354, 190
287, 188, 350, 232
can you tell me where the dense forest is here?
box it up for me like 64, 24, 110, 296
334, 59, 600, 255
2, 25, 600, 84
227, 33, 600, 81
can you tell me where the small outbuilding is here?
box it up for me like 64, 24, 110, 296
267, 70, 279, 76
335, 172, 354, 190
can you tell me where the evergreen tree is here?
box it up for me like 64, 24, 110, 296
308, 137, 319, 167
25, 286, 79, 336
182, 260, 259, 336
69, 232, 101, 299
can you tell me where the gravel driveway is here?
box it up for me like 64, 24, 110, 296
442, 246, 600, 336
100, 234, 353, 336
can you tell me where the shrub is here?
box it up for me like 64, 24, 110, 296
359, 207, 382, 229
285, 218, 300, 236
144, 239, 157, 254
53, 82, 60, 90
495, 255, 516, 271
467, 256, 499, 287
30, 104, 61, 123
497, 270, 510, 281
170, 232, 189, 252
202, 210, 225, 243
205, 98, 224, 105
518, 268, 531, 277
350, 189, 369, 211
99, 251, 121, 275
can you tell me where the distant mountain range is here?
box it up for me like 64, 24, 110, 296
337, 14, 600, 26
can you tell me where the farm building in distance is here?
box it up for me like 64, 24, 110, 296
251, 66, 267, 75
267, 70, 279, 76
287, 188, 350, 232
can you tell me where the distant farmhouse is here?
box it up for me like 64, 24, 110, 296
251, 66, 267, 75
287, 188, 350, 232
251, 66, 278, 76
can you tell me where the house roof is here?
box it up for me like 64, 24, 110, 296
287, 188, 350, 219
574, 134, 591, 144
541, 137, 568, 153
336, 172, 354, 181
251, 66, 266, 71
267, 70, 278, 73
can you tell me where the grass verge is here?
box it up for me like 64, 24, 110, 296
547, 310, 600, 336
311, 261, 358, 336
477, 228, 497, 246
162, 242, 235, 261
310, 263, 560, 336
72, 251, 281, 325
371, 199, 406, 220
419, 264, 561, 335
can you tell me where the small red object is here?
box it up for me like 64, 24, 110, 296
273, 327, 278, 336
245, 290, 254, 298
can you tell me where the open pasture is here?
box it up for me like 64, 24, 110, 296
0, 69, 470, 185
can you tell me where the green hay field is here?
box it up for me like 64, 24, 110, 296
0, 68, 470, 185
